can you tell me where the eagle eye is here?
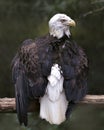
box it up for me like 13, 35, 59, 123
60, 19, 66, 23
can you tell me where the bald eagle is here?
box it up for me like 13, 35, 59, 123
12, 13, 88, 126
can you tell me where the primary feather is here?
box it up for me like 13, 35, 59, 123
12, 13, 88, 126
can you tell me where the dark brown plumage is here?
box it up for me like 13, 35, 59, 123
12, 34, 88, 125
12, 11, 89, 126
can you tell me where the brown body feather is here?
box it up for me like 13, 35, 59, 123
12, 34, 88, 126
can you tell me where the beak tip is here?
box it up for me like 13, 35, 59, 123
69, 20, 76, 27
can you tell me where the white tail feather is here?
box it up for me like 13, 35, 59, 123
40, 64, 68, 124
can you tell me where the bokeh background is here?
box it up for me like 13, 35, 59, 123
0, 0, 104, 130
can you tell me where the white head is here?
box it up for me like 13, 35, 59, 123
49, 13, 76, 39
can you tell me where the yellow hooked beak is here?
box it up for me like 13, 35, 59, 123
69, 19, 76, 27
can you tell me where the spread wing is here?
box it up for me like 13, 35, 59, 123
63, 45, 88, 101
61, 40, 89, 118
12, 39, 52, 126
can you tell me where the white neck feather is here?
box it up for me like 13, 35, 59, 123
49, 25, 70, 39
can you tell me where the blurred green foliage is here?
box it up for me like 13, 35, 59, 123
0, 105, 104, 130
0, 0, 104, 130
0, 0, 104, 97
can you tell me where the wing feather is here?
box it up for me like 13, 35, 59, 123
12, 39, 50, 125
62, 40, 88, 118
62, 41, 88, 101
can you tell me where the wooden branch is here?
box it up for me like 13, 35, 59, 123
0, 98, 39, 113
0, 98, 16, 112
0, 95, 104, 112
80, 95, 104, 104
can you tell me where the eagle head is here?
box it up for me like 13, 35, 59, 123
49, 13, 76, 39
